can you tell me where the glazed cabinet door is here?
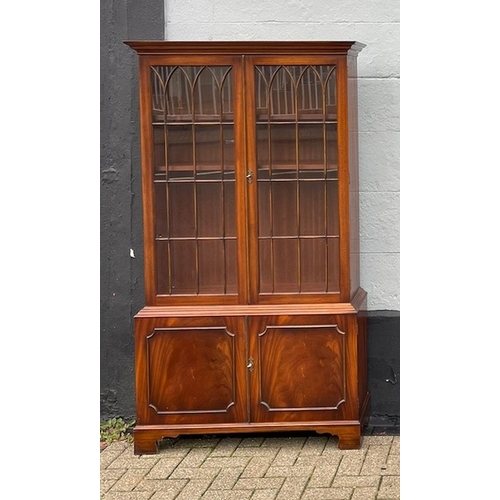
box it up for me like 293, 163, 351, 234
140, 56, 247, 305
247, 314, 359, 423
245, 57, 343, 304
140, 53, 347, 306
134, 315, 248, 425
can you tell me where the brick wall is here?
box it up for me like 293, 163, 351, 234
164, 0, 400, 312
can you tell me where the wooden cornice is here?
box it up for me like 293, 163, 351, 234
123, 40, 366, 57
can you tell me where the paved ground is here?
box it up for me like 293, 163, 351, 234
100, 430, 400, 499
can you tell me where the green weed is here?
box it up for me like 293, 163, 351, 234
100, 417, 135, 444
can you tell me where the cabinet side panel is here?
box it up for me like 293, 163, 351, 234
348, 55, 361, 296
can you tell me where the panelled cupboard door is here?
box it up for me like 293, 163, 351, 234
134, 315, 247, 425
247, 315, 359, 423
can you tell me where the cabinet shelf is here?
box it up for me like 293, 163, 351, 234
152, 113, 337, 124
153, 113, 234, 124
256, 116, 337, 124
257, 164, 338, 173
154, 163, 338, 173
153, 120, 235, 126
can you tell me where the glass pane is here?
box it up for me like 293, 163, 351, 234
223, 125, 235, 170
270, 67, 295, 118
260, 236, 335, 294
256, 124, 269, 170
327, 237, 340, 292
168, 183, 195, 238
298, 124, 324, 169
151, 65, 233, 122
156, 240, 170, 294
165, 67, 193, 121
197, 183, 223, 237
256, 64, 339, 296
151, 65, 236, 297
195, 125, 221, 173
166, 125, 193, 172
258, 181, 298, 238
260, 238, 302, 294
225, 239, 238, 294
299, 182, 325, 236
272, 182, 297, 237
198, 240, 225, 294
259, 239, 272, 294
164, 67, 196, 121
300, 238, 327, 292
270, 124, 296, 170
192, 124, 235, 177
180, 237, 235, 295
194, 66, 232, 120
193, 181, 236, 238
170, 240, 197, 294
151, 66, 167, 122
153, 126, 166, 172
255, 66, 270, 119
326, 123, 338, 169
224, 181, 236, 238
257, 181, 270, 237
297, 66, 324, 119
273, 239, 299, 293
255, 65, 336, 120
326, 180, 339, 236
194, 67, 220, 118
154, 182, 168, 238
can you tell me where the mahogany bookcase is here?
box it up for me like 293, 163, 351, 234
124, 41, 369, 454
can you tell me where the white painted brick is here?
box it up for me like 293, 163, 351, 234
360, 192, 400, 254
166, 0, 214, 24
163, 1, 401, 311
167, 0, 399, 25
361, 253, 400, 310
165, 22, 398, 79
358, 78, 400, 133
359, 131, 400, 193
354, 24, 399, 78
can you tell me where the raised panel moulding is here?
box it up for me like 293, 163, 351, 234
258, 324, 346, 411
146, 326, 236, 414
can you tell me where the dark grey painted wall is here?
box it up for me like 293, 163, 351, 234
100, 0, 400, 428
100, 0, 164, 419
367, 312, 400, 427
